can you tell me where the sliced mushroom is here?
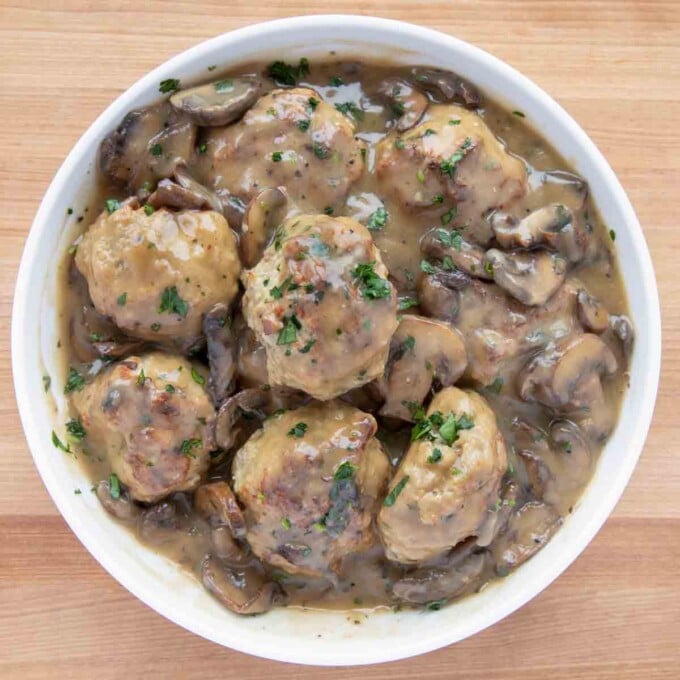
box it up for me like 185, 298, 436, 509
609, 314, 634, 357
410, 67, 481, 108
148, 178, 212, 211
214, 387, 310, 451
138, 498, 198, 546
491, 204, 587, 264
201, 554, 279, 615
519, 334, 617, 410
203, 303, 236, 405
194, 481, 246, 538
378, 315, 467, 421
416, 267, 471, 322
96, 479, 139, 521
173, 161, 224, 213
170, 76, 262, 127
421, 228, 491, 279
240, 187, 288, 268
392, 552, 489, 605
100, 103, 196, 190
536, 170, 589, 211
377, 78, 429, 132
577, 289, 609, 333
235, 324, 270, 387
475, 482, 519, 548
484, 249, 567, 306
492, 501, 562, 572
517, 334, 618, 440
211, 526, 243, 561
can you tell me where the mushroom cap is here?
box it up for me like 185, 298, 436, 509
378, 315, 468, 421
239, 187, 289, 268
409, 67, 481, 108
491, 203, 588, 264
484, 249, 567, 306
170, 76, 262, 127
518, 333, 617, 411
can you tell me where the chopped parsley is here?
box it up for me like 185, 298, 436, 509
323, 206, 334, 215
335, 101, 364, 120
51, 430, 71, 453
308, 96, 319, 111
488, 376, 504, 394
484, 260, 494, 277
116, 292, 127, 306
65, 418, 86, 441
383, 476, 410, 507
439, 412, 474, 445
512, 110, 526, 118
42, 375, 51, 392
143, 204, 154, 216
287, 422, 308, 438
394, 138, 405, 150
165, 384, 175, 393
271, 151, 283, 162
281, 517, 292, 530
441, 207, 457, 225
352, 262, 391, 300
440, 137, 472, 177
158, 286, 188, 317
64, 367, 85, 394
398, 297, 418, 311
436, 227, 463, 251
420, 259, 436, 275
329, 75, 344, 86
270, 275, 299, 299
411, 410, 474, 446
299, 338, 316, 354
159, 78, 180, 93
198, 142, 207, 154
105, 198, 120, 214
313, 143, 330, 160
297, 119, 311, 131
267, 58, 310, 86
334, 461, 357, 481
401, 335, 416, 352
427, 448, 443, 464
367, 206, 389, 231
277, 314, 301, 345
562, 441, 573, 454
213, 78, 234, 93
609, 229, 616, 241
109, 473, 121, 499
150, 143, 163, 157
426, 599, 447, 611
180, 438, 202, 458
432, 193, 444, 204
137, 368, 146, 386
151, 323, 161, 332
190, 367, 205, 386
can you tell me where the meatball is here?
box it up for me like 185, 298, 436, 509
196, 87, 365, 213
241, 214, 398, 400
375, 105, 527, 244
232, 402, 390, 577
72, 352, 215, 503
378, 387, 507, 564
75, 205, 241, 345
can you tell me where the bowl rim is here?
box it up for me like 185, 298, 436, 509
12, 14, 661, 666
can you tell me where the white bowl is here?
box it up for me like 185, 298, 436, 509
12, 15, 661, 666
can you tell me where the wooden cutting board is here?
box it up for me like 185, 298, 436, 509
1, 1, 678, 678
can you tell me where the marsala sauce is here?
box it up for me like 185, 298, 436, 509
56, 57, 630, 612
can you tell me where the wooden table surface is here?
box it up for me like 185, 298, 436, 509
1, 1, 679, 678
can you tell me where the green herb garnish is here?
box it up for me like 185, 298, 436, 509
159, 78, 180, 93
383, 476, 410, 507
367, 206, 389, 231
287, 422, 308, 438
64, 367, 85, 394
158, 286, 188, 317
352, 262, 391, 300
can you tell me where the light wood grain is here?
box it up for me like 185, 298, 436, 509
1, 1, 679, 677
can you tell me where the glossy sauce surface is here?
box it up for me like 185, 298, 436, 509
58, 58, 631, 613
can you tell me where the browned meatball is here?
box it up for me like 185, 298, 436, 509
232, 402, 389, 578
378, 387, 507, 564
196, 87, 365, 213
72, 352, 215, 503
75, 205, 241, 346
375, 105, 527, 244
241, 214, 398, 400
